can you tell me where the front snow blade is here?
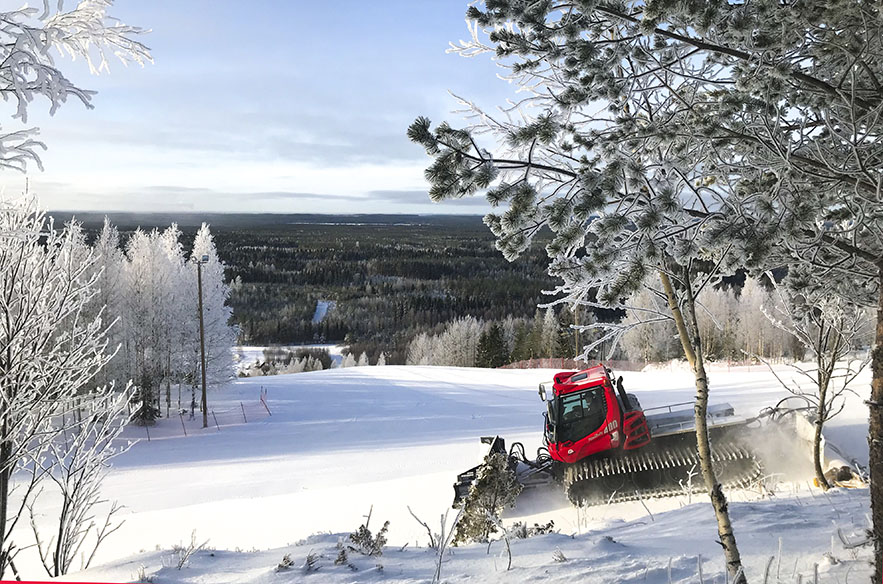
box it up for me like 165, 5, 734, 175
564, 423, 763, 506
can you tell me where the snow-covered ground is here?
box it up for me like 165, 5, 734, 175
28, 364, 874, 582
311, 300, 335, 324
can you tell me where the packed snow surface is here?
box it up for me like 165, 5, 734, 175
32, 364, 873, 582
311, 300, 335, 324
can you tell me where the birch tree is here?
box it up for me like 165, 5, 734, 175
0, 198, 115, 578
763, 275, 872, 490
88, 219, 127, 389
28, 388, 133, 577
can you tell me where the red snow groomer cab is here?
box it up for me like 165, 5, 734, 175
541, 364, 651, 464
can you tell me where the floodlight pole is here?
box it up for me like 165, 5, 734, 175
197, 255, 209, 429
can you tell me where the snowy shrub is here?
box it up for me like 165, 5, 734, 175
301, 551, 320, 574
275, 553, 294, 572
134, 565, 154, 583
348, 507, 389, 556
512, 520, 556, 539
452, 452, 522, 545
552, 548, 567, 563
168, 531, 208, 570
334, 542, 358, 571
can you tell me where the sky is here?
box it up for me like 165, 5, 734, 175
6, 1, 522, 215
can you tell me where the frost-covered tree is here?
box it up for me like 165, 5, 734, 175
439, 316, 484, 367
763, 275, 871, 490
539, 308, 559, 358
157, 225, 189, 416
376, 352, 387, 366
619, 285, 680, 364
123, 229, 167, 423
500, 315, 524, 358
452, 452, 521, 546
406, 317, 485, 367
0, 1, 150, 172
88, 218, 127, 388
0, 198, 116, 578
408, 2, 761, 576
735, 279, 782, 362
186, 224, 237, 414
341, 352, 357, 368
28, 388, 132, 577
356, 352, 369, 367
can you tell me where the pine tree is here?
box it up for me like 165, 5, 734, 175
452, 452, 522, 545
476, 323, 508, 368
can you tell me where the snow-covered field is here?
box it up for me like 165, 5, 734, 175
29, 364, 873, 583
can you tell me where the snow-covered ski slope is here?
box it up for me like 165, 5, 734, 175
50, 364, 872, 583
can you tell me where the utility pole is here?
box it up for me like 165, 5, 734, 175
196, 254, 209, 429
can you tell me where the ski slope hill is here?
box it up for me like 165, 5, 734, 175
38, 364, 872, 583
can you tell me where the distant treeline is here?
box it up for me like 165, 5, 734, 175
68, 214, 566, 364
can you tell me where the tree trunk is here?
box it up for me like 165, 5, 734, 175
813, 400, 829, 490
166, 352, 172, 419
870, 265, 883, 584
0, 431, 10, 580
660, 270, 747, 583
814, 348, 831, 490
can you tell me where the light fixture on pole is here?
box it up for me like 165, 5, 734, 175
196, 253, 209, 429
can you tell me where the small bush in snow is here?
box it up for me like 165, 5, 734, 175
134, 565, 154, 583
552, 548, 567, 563
169, 530, 208, 570
452, 452, 522, 545
348, 506, 389, 556
512, 520, 555, 539
302, 551, 320, 573
275, 553, 294, 572
334, 546, 357, 571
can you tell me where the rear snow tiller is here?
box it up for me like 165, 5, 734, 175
454, 364, 764, 507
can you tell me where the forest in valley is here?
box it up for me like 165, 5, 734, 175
63, 212, 871, 370
67, 213, 561, 364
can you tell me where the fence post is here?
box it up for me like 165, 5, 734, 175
179, 413, 188, 437
241, 402, 247, 423
261, 393, 271, 416
212, 410, 220, 431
